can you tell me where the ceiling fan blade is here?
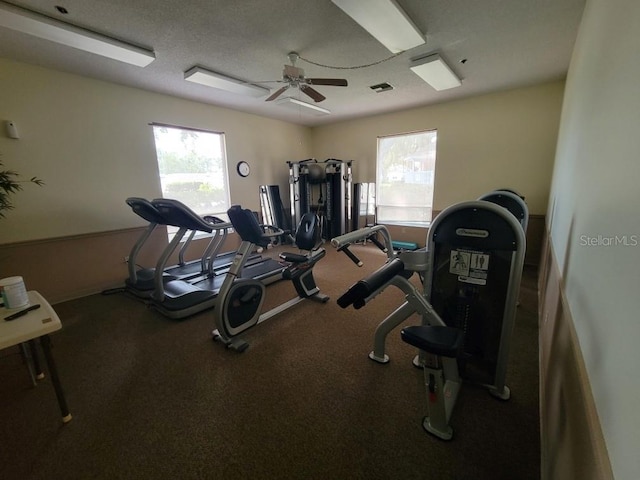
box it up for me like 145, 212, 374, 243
251, 79, 286, 84
307, 78, 348, 87
266, 85, 289, 101
300, 86, 326, 103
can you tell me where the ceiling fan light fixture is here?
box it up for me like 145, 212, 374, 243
410, 54, 462, 91
331, 0, 425, 53
184, 67, 269, 97
0, 2, 155, 67
276, 97, 331, 115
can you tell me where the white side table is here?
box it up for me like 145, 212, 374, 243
1, 291, 72, 423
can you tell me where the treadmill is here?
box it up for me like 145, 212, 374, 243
125, 198, 232, 298
149, 199, 285, 319
162, 214, 233, 281
124, 197, 177, 298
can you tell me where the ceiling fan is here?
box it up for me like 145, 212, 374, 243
264, 52, 348, 103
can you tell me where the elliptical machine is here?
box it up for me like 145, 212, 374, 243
212, 205, 329, 352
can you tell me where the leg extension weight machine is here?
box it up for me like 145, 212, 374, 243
332, 200, 525, 438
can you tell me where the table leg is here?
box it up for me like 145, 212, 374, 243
19, 342, 38, 386
39, 335, 72, 423
28, 339, 46, 380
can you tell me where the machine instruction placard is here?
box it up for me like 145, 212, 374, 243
450, 249, 490, 285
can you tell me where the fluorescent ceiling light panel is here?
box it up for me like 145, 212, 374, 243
276, 97, 331, 115
0, 2, 155, 67
184, 67, 269, 97
410, 54, 462, 91
331, 0, 424, 53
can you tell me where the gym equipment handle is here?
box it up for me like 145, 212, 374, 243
368, 235, 388, 253
331, 225, 394, 259
337, 244, 363, 267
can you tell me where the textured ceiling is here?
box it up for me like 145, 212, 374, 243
0, 0, 586, 126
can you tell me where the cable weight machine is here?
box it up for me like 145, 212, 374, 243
287, 158, 353, 240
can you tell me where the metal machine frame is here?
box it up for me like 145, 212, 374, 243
287, 158, 352, 240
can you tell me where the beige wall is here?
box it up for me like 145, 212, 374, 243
538, 234, 613, 480
1, 58, 563, 247
0, 58, 562, 300
311, 81, 565, 215
542, 0, 639, 478
0, 58, 312, 244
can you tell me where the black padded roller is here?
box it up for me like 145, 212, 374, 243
337, 258, 405, 309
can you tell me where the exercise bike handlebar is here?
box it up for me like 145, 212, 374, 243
260, 224, 285, 238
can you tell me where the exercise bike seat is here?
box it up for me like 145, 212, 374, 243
401, 325, 464, 358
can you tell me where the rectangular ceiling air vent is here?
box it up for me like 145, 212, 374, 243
370, 82, 394, 93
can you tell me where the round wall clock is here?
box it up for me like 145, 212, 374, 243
237, 161, 250, 177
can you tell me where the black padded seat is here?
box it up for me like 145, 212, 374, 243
401, 325, 464, 358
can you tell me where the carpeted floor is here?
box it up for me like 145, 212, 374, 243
0, 244, 540, 480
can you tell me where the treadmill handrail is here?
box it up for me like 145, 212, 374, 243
151, 198, 229, 233
126, 197, 166, 225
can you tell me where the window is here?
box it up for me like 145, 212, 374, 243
376, 130, 437, 226
151, 124, 230, 222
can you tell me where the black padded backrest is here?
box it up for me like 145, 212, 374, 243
426, 200, 526, 387
227, 205, 270, 247
151, 198, 213, 233
478, 191, 527, 228
432, 206, 520, 251
496, 188, 525, 200
295, 212, 322, 251
126, 197, 166, 224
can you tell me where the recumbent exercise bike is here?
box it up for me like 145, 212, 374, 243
212, 205, 329, 352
